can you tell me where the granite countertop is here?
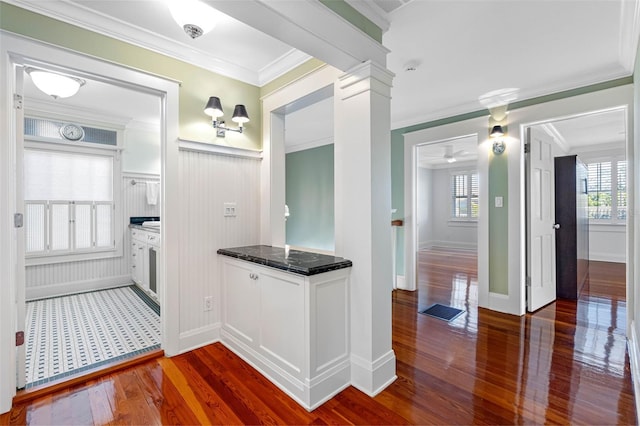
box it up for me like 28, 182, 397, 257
129, 224, 160, 233
217, 245, 352, 276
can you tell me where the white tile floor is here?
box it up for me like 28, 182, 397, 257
25, 285, 160, 388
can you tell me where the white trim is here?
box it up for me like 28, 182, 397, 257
344, 0, 391, 32
350, 350, 397, 397
25, 275, 131, 301
422, 241, 478, 251
25, 98, 132, 129
0, 32, 181, 413
178, 138, 263, 160
628, 322, 640, 424
258, 49, 313, 87
285, 136, 333, 154
122, 171, 160, 180
178, 324, 222, 354
395, 275, 407, 290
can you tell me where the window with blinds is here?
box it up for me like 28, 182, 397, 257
451, 172, 478, 219
587, 159, 626, 223
24, 147, 116, 259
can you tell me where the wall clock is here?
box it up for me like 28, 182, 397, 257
60, 123, 84, 141
492, 140, 506, 155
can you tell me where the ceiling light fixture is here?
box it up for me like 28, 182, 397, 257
26, 68, 85, 99
204, 96, 250, 137
167, 0, 218, 39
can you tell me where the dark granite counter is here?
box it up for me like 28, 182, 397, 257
217, 245, 352, 276
129, 224, 160, 233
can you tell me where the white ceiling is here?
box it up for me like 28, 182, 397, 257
7, 0, 640, 138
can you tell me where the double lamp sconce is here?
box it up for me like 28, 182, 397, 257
204, 96, 249, 138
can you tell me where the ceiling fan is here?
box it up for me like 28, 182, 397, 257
440, 145, 467, 163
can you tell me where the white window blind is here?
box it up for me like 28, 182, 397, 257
587, 159, 626, 223
451, 172, 478, 219
24, 148, 115, 257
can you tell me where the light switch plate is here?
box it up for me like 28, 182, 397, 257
224, 202, 237, 217
495, 196, 503, 208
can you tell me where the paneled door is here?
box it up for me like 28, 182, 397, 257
526, 127, 557, 312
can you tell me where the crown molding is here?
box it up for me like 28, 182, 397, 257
344, 0, 391, 33
4, 0, 307, 87
619, 0, 640, 72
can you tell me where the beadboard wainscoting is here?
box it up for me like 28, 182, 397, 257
25, 174, 160, 300
177, 145, 261, 352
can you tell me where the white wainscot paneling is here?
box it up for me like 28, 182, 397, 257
589, 224, 626, 263
177, 149, 261, 351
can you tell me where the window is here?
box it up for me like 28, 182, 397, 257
24, 142, 120, 263
451, 172, 478, 219
587, 159, 626, 223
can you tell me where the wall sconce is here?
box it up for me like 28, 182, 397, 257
490, 125, 506, 155
490, 125, 504, 138
204, 96, 250, 138
26, 67, 85, 99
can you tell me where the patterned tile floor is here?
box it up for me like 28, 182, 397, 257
25, 285, 160, 388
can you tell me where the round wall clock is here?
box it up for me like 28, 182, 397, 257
492, 140, 506, 155
60, 123, 84, 141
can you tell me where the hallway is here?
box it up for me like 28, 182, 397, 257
1, 249, 636, 424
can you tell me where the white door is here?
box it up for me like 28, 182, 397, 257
15, 66, 26, 389
526, 127, 557, 312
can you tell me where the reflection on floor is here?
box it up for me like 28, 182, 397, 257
25, 285, 160, 388
2, 248, 635, 424
390, 247, 634, 425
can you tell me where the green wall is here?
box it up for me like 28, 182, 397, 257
318, 0, 382, 43
286, 144, 335, 251
390, 77, 632, 280
0, 2, 261, 150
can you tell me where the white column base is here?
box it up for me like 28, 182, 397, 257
350, 350, 397, 396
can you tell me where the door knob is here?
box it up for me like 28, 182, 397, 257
553, 223, 560, 230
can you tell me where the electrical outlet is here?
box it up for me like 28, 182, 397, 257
224, 202, 237, 217
204, 296, 213, 312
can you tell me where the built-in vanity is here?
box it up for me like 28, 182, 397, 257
217, 245, 352, 411
129, 217, 160, 301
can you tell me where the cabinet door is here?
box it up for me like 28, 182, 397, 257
222, 260, 259, 346
131, 240, 143, 285
137, 242, 149, 290
257, 268, 305, 377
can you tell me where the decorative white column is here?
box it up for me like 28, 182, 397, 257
334, 60, 396, 395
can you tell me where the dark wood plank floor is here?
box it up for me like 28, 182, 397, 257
1, 249, 636, 424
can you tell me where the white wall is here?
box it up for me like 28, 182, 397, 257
123, 125, 161, 175
176, 146, 261, 352
572, 145, 626, 263
25, 173, 160, 300
417, 165, 478, 250
417, 167, 433, 247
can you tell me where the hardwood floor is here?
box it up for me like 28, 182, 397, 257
1, 249, 636, 424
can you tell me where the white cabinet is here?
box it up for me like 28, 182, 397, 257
130, 227, 160, 299
220, 256, 350, 411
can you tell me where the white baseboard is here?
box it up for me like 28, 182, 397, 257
395, 275, 410, 290
350, 350, 397, 397
26, 275, 132, 300
221, 329, 350, 411
628, 321, 640, 425
178, 323, 221, 354
590, 251, 625, 263
422, 240, 477, 251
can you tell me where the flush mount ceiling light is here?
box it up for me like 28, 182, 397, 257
167, 0, 219, 39
204, 96, 250, 137
26, 68, 85, 99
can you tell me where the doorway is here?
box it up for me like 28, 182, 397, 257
2, 33, 180, 398
524, 106, 628, 311
414, 135, 479, 314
